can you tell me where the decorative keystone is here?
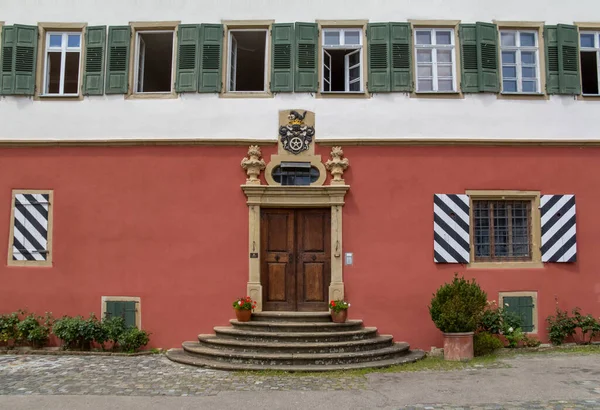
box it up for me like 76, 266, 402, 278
241, 145, 267, 185
325, 147, 349, 185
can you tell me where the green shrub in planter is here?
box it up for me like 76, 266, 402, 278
473, 332, 503, 356
118, 328, 150, 353
429, 274, 488, 333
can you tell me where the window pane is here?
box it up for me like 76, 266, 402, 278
417, 65, 432, 77
46, 52, 62, 94
418, 79, 433, 91
438, 79, 453, 91
522, 66, 536, 78
64, 52, 80, 94
521, 51, 535, 65
493, 203, 508, 257
349, 66, 360, 80
580, 33, 595, 48
520, 32, 536, 47
502, 66, 517, 78
503, 80, 517, 92
501, 32, 516, 46
344, 30, 360, 45
349, 81, 360, 91
437, 50, 452, 63
522, 80, 537, 92
324, 31, 340, 45
502, 51, 516, 64
348, 51, 360, 66
436, 31, 452, 45
416, 31, 432, 45
49, 34, 62, 48
67, 34, 81, 48
437, 65, 452, 77
417, 49, 432, 62
474, 203, 490, 258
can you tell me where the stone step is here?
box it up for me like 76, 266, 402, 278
214, 326, 378, 343
181, 341, 411, 366
229, 319, 363, 333
197, 334, 394, 353
166, 348, 426, 372
251, 311, 332, 323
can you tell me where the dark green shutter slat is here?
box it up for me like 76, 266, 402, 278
105, 301, 116, 319
390, 23, 412, 92
477, 22, 499, 92
557, 24, 581, 95
294, 22, 317, 92
271, 23, 294, 92
460, 24, 479, 92
83, 26, 106, 95
105, 26, 131, 94
176, 24, 200, 92
198, 24, 223, 93
123, 301, 137, 328
545, 26, 560, 94
0, 26, 16, 95
367, 23, 390, 92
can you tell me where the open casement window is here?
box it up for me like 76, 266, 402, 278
43, 32, 82, 96
414, 28, 457, 92
133, 30, 175, 93
579, 31, 600, 95
321, 28, 364, 93
500, 30, 541, 94
8, 191, 53, 266
226, 29, 268, 92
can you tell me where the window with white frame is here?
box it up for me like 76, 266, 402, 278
227, 29, 268, 92
580, 31, 600, 95
500, 30, 540, 93
322, 28, 363, 93
414, 28, 456, 92
43, 32, 82, 95
134, 30, 175, 93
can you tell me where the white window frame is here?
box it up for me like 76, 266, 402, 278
321, 28, 364, 93
226, 29, 269, 93
42, 32, 82, 96
414, 28, 457, 93
579, 31, 600, 96
133, 30, 176, 94
500, 30, 541, 94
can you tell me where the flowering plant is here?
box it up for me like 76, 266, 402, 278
329, 299, 350, 313
233, 296, 257, 311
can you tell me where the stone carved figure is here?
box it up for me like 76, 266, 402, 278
325, 147, 349, 185
241, 145, 266, 185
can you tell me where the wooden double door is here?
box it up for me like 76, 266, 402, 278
261, 209, 331, 311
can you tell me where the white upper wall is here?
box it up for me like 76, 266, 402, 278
0, 0, 598, 141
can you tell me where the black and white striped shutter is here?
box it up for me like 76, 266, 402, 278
540, 194, 577, 262
433, 194, 470, 263
12, 193, 50, 261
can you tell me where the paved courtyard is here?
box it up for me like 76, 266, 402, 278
0, 352, 599, 409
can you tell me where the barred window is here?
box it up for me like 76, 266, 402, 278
473, 200, 532, 261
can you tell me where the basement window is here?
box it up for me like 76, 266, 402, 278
227, 29, 268, 92
134, 31, 175, 93
272, 162, 320, 186
580, 32, 600, 95
43, 32, 82, 96
322, 28, 363, 93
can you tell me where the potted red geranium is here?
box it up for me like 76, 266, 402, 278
329, 299, 350, 323
233, 296, 256, 322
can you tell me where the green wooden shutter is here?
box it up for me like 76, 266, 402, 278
545, 25, 560, 94
83, 26, 106, 95
198, 24, 223, 93
390, 23, 412, 92
105, 301, 117, 319
504, 296, 534, 332
459, 24, 479, 92
105, 26, 131, 94
557, 24, 581, 95
271, 23, 294, 92
367, 23, 390, 92
477, 22, 499, 92
123, 301, 137, 328
294, 22, 318, 92
0, 25, 16, 95
176, 24, 200, 92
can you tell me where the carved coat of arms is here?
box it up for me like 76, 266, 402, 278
279, 110, 315, 154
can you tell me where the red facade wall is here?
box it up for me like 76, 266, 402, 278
0, 144, 598, 350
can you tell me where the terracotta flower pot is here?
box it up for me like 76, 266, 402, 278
443, 332, 474, 361
331, 309, 348, 323
235, 309, 252, 322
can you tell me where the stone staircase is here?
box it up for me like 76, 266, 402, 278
166, 312, 425, 371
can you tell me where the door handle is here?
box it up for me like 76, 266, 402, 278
275, 254, 280, 262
